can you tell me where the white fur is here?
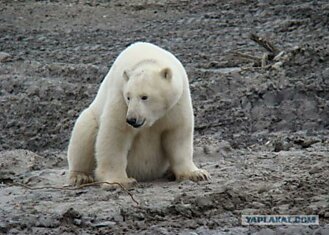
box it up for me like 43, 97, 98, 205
67, 42, 209, 187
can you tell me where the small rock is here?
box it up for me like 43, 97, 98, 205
310, 195, 327, 202
179, 231, 197, 235
132, 212, 145, 220
323, 67, 329, 78
149, 225, 170, 235
195, 197, 213, 209
309, 164, 324, 174
313, 227, 329, 235
255, 228, 275, 235
26, 85, 40, 96
218, 140, 233, 153
92, 221, 116, 228
293, 137, 320, 148
0, 52, 12, 62
203, 141, 232, 157
273, 139, 291, 152
112, 214, 123, 222
239, 208, 258, 215
222, 201, 235, 211
251, 201, 266, 209
0, 222, 7, 232
300, 139, 319, 148
36, 215, 59, 228
73, 219, 82, 225
61, 207, 81, 223
257, 183, 271, 193
174, 203, 192, 217
203, 146, 211, 155
276, 204, 290, 214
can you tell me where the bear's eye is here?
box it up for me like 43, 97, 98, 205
127, 97, 130, 101
141, 95, 148, 101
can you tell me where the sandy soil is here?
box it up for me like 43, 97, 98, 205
0, 0, 328, 234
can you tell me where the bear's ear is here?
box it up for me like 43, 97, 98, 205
123, 70, 130, 82
160, 67, 172, 80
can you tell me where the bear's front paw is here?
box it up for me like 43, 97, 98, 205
176, 169, 210, 182
100, 177, 137, 190
69, 171, 94, 186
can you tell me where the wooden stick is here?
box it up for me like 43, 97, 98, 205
233, 51, 262, 61
250, 33, 279, 55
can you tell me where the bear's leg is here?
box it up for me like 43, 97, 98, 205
163, 127, 210, 181
94, 119, 137, 189
67, 108, 98, 185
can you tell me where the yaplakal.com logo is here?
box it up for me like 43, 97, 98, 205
241, 215, 319, 225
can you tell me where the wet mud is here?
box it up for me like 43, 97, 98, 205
0, 0, 328, 234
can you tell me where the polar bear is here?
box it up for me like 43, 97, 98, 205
67, 42, 210, 187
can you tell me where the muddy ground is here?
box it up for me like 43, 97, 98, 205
0, 0, 329, 234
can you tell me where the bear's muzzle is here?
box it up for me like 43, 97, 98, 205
126, 118, 145, 128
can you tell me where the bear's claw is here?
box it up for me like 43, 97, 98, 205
176, 169, 210, 182
69, 171, 94, 186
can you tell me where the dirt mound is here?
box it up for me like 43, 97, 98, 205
0, 0, 328, 234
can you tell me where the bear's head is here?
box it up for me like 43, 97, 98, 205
123, 67, 182, 128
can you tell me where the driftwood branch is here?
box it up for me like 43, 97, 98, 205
250, 33, 279, 55
231, 34, 281, 68
233, 51, 262, 62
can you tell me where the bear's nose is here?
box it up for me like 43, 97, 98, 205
126, 118, 145, 128
126, 118, 137, 126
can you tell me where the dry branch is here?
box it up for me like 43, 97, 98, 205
250, 33, 280, 55
231, 34, 282, 68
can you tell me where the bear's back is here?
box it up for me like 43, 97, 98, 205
116, 42, 182, 71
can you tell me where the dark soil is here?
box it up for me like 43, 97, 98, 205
0, 0, 328, 234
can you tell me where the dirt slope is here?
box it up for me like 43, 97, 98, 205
0, 0, 328, 234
